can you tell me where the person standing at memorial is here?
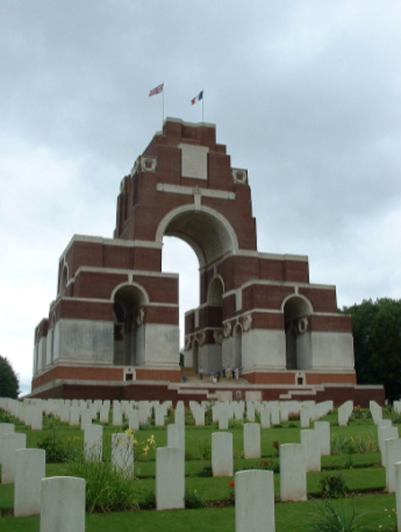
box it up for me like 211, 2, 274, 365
199, 367, 204, 380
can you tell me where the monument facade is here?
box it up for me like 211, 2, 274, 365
32, 118, 356, 398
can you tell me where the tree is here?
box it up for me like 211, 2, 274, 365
342, 298, 401, 402
0, 355, 20, 399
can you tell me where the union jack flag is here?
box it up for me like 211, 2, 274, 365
149, 83, 164, 97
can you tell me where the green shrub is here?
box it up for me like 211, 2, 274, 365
67, 460, 140, 513
196, 465, 213, 477
320, 473, 348, 499
256, 458, 280, 473
184, 489, 205, 509
139, 491, 156, 510
307, 501, 364, 532
197, 439, 211, 459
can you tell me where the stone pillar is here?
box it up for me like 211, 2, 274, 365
111, 433, 134, 478
14, 448, 46, 516
243, 423, 261, 459
235, 470, 275, 532
84, 424, 103, 462
280, 443, 307, 502
156, 447, 185, 510
1, 432, 27, 484
212, 432, 233, 477
40, 476, 85, 532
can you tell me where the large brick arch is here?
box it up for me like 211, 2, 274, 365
32, 118, 356, 395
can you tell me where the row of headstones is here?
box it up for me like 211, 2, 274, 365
0, 397, 333, 430
369, 400, 401, 498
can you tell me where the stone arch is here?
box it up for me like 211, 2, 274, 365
282, 295, 312, 370
207, 275, 225, 305
156, 205, 239, 268
112, 283, 148, 366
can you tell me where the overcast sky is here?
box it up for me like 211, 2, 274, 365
1, 1, 400, 396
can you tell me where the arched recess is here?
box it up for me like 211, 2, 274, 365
282, 295, 312, 370
60, 264, 68, 296
192, 339, 199, 373
112, 283, 148, 366
156, 204, 239, 269
232, 323, 243, 372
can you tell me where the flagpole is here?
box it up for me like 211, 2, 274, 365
202, 89, 204, 122
162, 85, 165, 128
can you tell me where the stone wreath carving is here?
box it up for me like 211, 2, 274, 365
243, 313, 253, 332
232, 168, 248, 184
223, 322, 232, 338
298, 316, 308, 334
213, 330, 224, 345
140, 157, 157, 173
197, 332, 206, 346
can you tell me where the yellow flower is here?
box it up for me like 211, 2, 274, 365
125, 429, 134, 435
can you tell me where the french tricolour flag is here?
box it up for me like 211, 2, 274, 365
191, 90, 203, 105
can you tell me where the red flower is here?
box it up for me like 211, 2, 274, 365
228, 481, 235, 487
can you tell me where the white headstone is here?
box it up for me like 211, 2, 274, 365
84, 424, 103, 462
235, 470, 275, 532
385, 437, 401, 493
243, 423, 261, 459
212, 432, 233, 477
111, 433, 134, 478
40, 476, 85, 532
0, 422, 15, 464
300, 429, 321, 472
156, 447, 185, 510
14, 448, 46, 516
280, 443, 307, 502
1, 432, 27, 484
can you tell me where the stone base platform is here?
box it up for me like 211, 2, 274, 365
29, 374, 385, 408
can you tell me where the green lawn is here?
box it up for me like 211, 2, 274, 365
0, 408, 399, 531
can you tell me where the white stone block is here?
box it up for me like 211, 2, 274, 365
379, 426, 398, 463
314, 421, 331, 456
212, 432, 233, 477
40, 476, 85, 532
111, 433, 134, 478
128, 409, 139, 431
301, 429, 321, 472
280, 443, 307, 502
260, 409, 271, 429
1, 432, 27, 484
395, 462, 401, 531
84, 424, 103, 462
14, 449, 46, 516
156, 447, 185, 510
235, 470, 275, 532
167, 423, 185, 451
0, 423, 15, 464
385, 438, 401, 493
243, 423, 261, 459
